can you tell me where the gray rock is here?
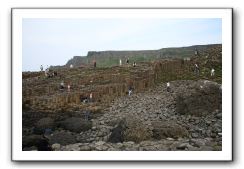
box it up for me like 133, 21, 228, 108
80, 145, 91, 151
191, 133, 199, 138
59, 117, 92, 133
49, 131, 76, 146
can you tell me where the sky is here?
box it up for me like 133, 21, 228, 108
22, 18, 222, 71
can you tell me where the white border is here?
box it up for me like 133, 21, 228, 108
12, 8, 232, 161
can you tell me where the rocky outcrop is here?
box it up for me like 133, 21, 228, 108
49, 131, 76, 145
152, 121, 189, 139
176, 80, 222, 116
22, 44, 222, 151
58, 117, 92, 133
65, 44, 221, 68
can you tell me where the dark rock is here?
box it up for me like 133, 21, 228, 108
108, 120, 126, 143
22, 134, 52, 151
23, 146, 37, 151
176, 81, 221, 116
34, 117, 55, 134
22, 134, 42, 148
49, 131, 76, 146
191, 133, 199, 138
59, 117, 92, 133
152, 121, 189, 139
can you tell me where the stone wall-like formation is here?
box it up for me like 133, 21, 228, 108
23, 45, 222, 113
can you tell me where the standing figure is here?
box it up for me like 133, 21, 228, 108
126, 57, 129, 64
211, 68, 215, 76
133, 62, 136, 67
166, 82, 170, 92
194, 48, 198, 56
67, 83, 71, 92
120, 59, 122, 66
40, 65, 43, 72
93, 59, 96, 68
128, 86, 133, 96
70, 64, 73, 68
60, 81, 65, 91
194, 64, 200, 75
89, 93, 93, 102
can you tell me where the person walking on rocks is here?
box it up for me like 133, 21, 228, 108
70, 64, 73, 68
45, 68, 49, 77
133, 62, 136, 67
84, 110, 90, 121
40, 65, 43, 72
60, 81, 65, 91
128, 86, 133, 96
211, 68, 215, 76
194, 63, 200, 75
89, 93, 93, 102
93, 59, 96, 69
67, 83, 71, 92
126, 57, 129, 64
194, 48, 198, 56
119, 59, 122, 66
166, 82, 170, 92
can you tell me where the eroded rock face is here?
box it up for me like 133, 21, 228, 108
176, 80, 221, 116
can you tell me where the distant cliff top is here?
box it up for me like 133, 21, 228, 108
65, 44, 221, 68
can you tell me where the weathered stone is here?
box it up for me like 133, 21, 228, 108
49, 131, 76, 145
59, 117, 92, 133
152, 121, 189, 139
52, 143, 61, 150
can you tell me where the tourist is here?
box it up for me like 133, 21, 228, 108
167, 82, 170, 92
93, 59, 96, 68
70, 64, 73, 68
67, 83, 71, 92
194, 48, 198, 56
126, 57, 129, 64
60, 81, 65, 91
40, 65, 43, 72
84, 110, 90, 121
194, 63, 200, 75
120, 59, 122, 66
89, 93, 93, 102
53, 71, 58, 77
133, 62, 136, 67
45, 68, 49, 77
128, 86, 133, 96
211, 68, 215, 76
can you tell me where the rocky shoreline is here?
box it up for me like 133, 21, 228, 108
23, 80, 222, 151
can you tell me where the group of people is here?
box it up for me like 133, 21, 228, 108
120, 57, 137, 67
59, 81, 71, 92
40, 65, 58, 78
80, 93, 93, 103
194, 63, 215, 77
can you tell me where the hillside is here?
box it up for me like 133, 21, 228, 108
65, 44, 221, 68
22, 44, 222, 151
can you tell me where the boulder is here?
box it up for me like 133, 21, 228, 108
22, 134, 42, 148
59, 117, 92, 133
176, 80, 221, 116
22, 134, 52, 151
34, 117, 55, 134
152, 121, 189, 139
108, 120, 126, 143
49, 131, 76, 146
123, 117, 152, 143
